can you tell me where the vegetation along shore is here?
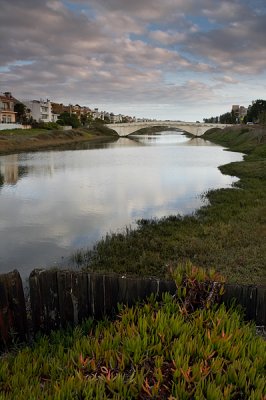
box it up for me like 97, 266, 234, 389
0, 123, 117, 155
72, 124, 266, 286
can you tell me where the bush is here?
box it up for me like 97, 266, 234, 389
57, 112, 81, 128
31, 121, 60, 130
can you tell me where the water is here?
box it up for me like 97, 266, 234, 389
0, 132, 243, 278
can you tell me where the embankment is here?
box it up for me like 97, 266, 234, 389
0, 125, 118, 155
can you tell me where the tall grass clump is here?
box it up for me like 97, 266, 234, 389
0, 266, 265, 399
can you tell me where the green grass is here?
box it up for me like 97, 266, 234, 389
73, 126, 266, 285
0, 128, 55, 136
0, 293, 265, 399
0, 125, 118, 155
0, 123, 117, 138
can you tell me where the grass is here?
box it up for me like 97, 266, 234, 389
0, 124, 117, 155
0, 128, 54, 136
73, 125, 266, 285
0, 290, 265, 399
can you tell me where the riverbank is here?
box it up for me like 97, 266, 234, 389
74, 125, 266, 285
0, 124, 117, 155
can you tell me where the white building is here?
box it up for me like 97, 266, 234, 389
23, 99, 52, 123
110, 113, 123, 123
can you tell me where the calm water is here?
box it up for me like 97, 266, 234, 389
0, 132, 243, 277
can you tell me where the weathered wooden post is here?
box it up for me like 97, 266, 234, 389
102, 274, 119, 316
89, 273, 106, 318
29, 269, 60, 333
57, 270, 89, 327
0, 270, 27, 347
221, 284, 266, 325
158, 279, 176, 298
256, 286, 266, 326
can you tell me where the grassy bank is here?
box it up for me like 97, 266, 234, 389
0, 124, 117, 155
74, 125, 266, 285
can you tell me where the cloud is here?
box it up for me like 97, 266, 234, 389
149, 30, 187, 45
0, 0, 265, 120
214, 76, 239, 85
183, 13, 266, 75
202, 1, 251, 23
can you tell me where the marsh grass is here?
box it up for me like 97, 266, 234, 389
73, 126, 266, 285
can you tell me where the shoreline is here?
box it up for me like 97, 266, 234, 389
0, 126, 118, 156
73, 125, 266, 285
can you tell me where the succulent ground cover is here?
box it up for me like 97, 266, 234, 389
0, 266, 265, 399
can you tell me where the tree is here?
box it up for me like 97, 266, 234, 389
94, 117, 105, 124
246, 99, 266, 123
219, 112, 236, 124
57, 112, 81, 128
204, 111, 237, 124
14, 102, 27, 124
259, 111, 266, 125
80, 113, 93, 126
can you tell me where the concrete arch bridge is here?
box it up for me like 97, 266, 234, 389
106, 121, 232, 137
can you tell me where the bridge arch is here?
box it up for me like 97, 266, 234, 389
106, 121, 232, 137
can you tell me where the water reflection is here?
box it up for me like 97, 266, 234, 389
130, 132, 191, 146
0, 154, 29, 186
0, 132, 243, 277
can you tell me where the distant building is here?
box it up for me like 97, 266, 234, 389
51, 102, 93, 122
51, 102, 70, 116
23, 99, 52, 123
231, 105, 247, 122
0, 92, 17, 124
110, 113, 123, 123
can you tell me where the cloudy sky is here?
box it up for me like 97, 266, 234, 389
1, 0, 266, 121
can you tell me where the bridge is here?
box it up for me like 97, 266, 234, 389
106, 121, 232, 137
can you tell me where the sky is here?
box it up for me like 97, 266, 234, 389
1, 0, 266, 121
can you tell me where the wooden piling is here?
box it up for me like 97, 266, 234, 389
29, 269, 60, 333
0, 270, 27, 347
57, 270, 89, 327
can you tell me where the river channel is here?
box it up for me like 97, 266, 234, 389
0, 131, 243, 278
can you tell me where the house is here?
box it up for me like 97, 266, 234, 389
0, 92, 17, 124
51, 103, 93, 122
23, 99, 52, 123
51, 102, 70, 115
110, 113, 123, 123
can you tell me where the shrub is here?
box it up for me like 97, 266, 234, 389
31, 121, 60, 130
